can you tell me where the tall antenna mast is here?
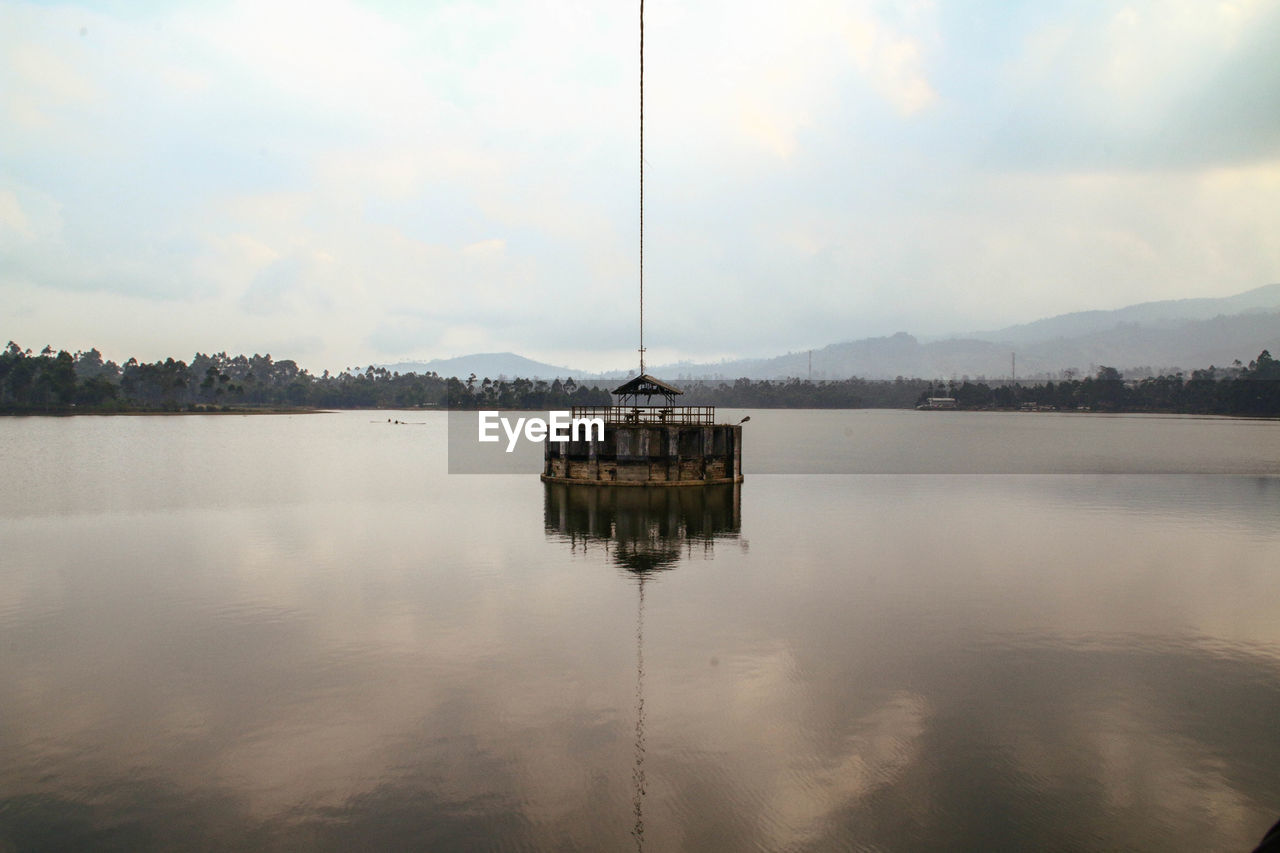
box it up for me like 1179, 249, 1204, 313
638, 0, 646, 376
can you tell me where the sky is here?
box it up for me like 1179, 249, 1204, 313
3, 0, 1280, 373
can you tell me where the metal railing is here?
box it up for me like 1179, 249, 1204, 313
571, 405, 717, 425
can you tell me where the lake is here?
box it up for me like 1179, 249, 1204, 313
2, 410, 1279, 851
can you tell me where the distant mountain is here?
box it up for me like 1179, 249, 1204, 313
1011, 310, 1280, 377
644, 284, 1280, 380
387, 285, 1280, 382
382, 352, 583, 380
962, 283, 1280, 347
648, 312, 1279, 381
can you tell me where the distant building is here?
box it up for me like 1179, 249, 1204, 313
918, 397, 957, 410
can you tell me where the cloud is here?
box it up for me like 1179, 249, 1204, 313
0, 182, 219, 303
462, 238, 506, 257
365, 313, 445, 356
980, 0, 1280, 171
0, 185, 52, 243
1, 0, 1278, 371
642, 0, 938, 164
239, 252, 336, 316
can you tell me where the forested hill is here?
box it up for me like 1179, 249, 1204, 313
0, 344, 609, 412
1, 341, 1277, 416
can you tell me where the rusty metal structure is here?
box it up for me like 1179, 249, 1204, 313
541, 382, 743, 486
570, 374, 714, 425
540, 0, 744, 487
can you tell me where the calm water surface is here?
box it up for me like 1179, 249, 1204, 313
2, 410, 1279, 851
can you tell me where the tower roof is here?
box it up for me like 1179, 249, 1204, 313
611, 374, 684, 398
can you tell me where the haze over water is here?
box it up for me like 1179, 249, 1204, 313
2, 410, 1279, 851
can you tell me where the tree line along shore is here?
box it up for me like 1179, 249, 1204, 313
1, 342, 1277, 416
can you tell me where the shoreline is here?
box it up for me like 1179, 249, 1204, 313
3, 405, 1276, 420
0, 407, 327, 416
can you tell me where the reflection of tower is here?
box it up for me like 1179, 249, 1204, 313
543, 482, 743, 850
632, 571, 646, 852
543, 483, 742, 573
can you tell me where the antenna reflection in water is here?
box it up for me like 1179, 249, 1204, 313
543, 482, 743, 574
543, 482, 743, 850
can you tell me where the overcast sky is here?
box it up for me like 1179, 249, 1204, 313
3, 0, 1279, 372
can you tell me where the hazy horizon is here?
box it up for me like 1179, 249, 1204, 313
9, 281, 1273, 380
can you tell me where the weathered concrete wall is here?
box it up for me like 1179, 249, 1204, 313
542, 423, 743, 486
